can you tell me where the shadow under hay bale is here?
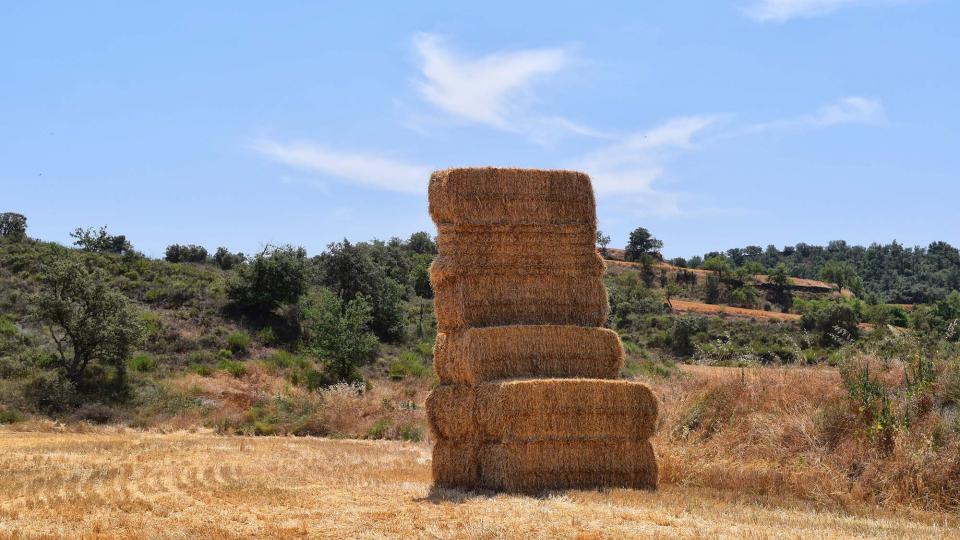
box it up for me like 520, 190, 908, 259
433, 325, 624, 385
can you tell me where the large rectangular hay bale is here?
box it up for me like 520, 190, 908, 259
432, 439, 479, 488
431, 269, 609, 331
433, 326, 623, 385
478, 439, 658, 492
429, 168, 596, 226
427, 380, 657, 442
435, 223, 597, 266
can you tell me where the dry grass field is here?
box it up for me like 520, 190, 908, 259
0, 430, 956, 540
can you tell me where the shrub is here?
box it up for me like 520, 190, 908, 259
217, 359, 246, 378
671, 316, 708, 356
70, 403, 115, 424
165, 244, 208, 264
190, 363, 213, 376
256, 326, 277, 346
23, 371, 78, 413
801, 301, 860, 346
0, 408, 24, 424
367, 418, 391, 439
226, 332, 252, 356
387, 351, 429, 380
129, 353, 158, 372
396, 423, 423, 442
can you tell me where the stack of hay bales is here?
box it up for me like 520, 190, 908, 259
427, 167, 659, 492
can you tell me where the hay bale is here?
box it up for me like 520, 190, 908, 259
432, 439, 479, 488
429, 168, 596, 226
431, 270, 610, 332
427, 380, 657, 442
478, 439, 658, 492
435, 223, 596, 267
433, 326, 624, 385
430, 252, 604, 279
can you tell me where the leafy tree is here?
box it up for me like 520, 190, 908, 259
411, 256, 433, 299
317, 240, 405, 341
70, 226, 133, 255
703, 256, 731, 280
800, 300, 860, 346
639, 254, 656, 287
406, 231, 437, 255
214, 247, 245, 270
671, 316, 707, 356
704, 274, 721, 304
767, 263, 793, 311
596, 230, 611, 257
33, 260, 143, 386
300, 288, 378, 385
624, 227, 663, 262
0, 212, 27, 240
165, 244, 208, 263
226, 245, 310, 315
605, 273, 665, 330
820, 261, 861, 297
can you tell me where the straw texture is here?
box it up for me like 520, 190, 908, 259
427, 380, 658, 442
426, 167, 659, 493
429, 168, 596, 226
433, 326, 624, 385
432, 440, 658, 492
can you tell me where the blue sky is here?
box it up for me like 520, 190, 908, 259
2, 1, 957, 259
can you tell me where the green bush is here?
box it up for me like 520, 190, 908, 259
129, 353, 158, 372
396, 423, 423, 442
256, 326, 278, 346
189, 363, 213, 376
387, 351, 429, 379
217, 359, 246, 378
367, 418, 391, 439
226, 332, 251, 356
0, 408, 24, 424
23, 371, 78, 413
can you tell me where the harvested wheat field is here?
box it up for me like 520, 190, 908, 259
0, 429, 956, 539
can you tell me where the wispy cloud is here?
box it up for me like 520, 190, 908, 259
412, 33, 601, 142
730, 96, 885, 136
743, 0, 910, 22
571, 115, 723, 217
252, 140, 430, 194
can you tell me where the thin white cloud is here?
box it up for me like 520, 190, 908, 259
731, 96, 885, 136
414, 33, 567, 130
743, 0, 912, 22
412, 33, 600, 142
571, 115, 723, 217
252, 140, 430, 195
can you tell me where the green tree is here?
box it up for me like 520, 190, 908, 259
213, 247, 245, 270
70, 226, 133, 255
624, 227, 663, 262
318, 240, 405, 341
300, 288, 378, 385
767, 263, 793, 312
165, 244, 208, 263
33, 260, 143, 386
703, 256, 731, 280
820, 261, 861, 297
226, 245, 310, 315
596, 230, 611, 257
406, 231, 437, 255
0, 212, 27, 240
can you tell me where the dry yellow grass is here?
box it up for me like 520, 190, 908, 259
1, 430, 956, 539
